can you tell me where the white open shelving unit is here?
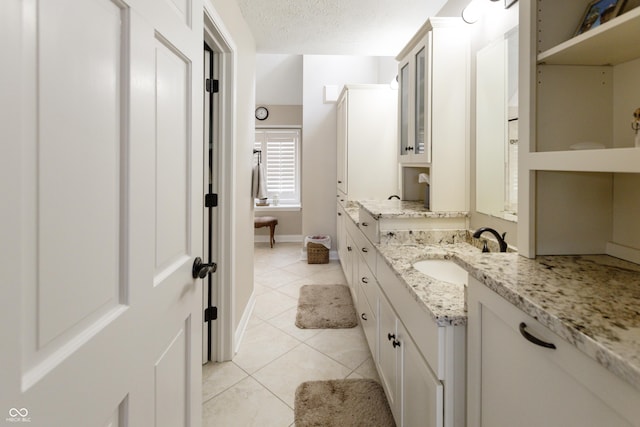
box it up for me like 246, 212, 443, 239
537, 5, 640, 66
519, 0, 640, 261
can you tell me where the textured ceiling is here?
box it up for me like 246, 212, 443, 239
236, 0, 449, 56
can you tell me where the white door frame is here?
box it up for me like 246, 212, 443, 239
203, 2, 236, 362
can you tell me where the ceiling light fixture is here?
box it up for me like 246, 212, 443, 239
462, 0, 500, 24
390, 75, 399, 90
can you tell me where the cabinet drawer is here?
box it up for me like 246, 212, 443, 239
468, 277, 640, 427
337, 189, 347, 208
359, 208, 380, 244
357, 283, 377, 361
358, 256, 378, 312
352, 225, 376, 273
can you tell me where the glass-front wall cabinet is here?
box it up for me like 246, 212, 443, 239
396, 17, 468, 211
415, 47, 426, 156
398, 37, 431, 165
399, 63, 409, 156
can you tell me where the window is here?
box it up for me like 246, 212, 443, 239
254, 129, 301, 206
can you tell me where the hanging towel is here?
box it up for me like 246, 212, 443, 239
252, 163, 268, 199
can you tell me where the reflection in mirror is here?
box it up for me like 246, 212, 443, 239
476, 27, 518, 222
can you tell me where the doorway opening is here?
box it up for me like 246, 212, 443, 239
203, 7, 235, 363
203, 41, 218, 363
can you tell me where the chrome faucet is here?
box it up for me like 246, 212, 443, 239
473, 227, 508, 253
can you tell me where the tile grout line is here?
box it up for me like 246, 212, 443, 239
203, 243, 360, 425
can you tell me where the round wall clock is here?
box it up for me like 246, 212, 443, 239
255, 106, 269, 121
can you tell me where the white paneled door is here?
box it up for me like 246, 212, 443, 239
1, 0, 204, 425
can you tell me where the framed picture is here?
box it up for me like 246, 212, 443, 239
575, 0, 627, 36
505, 0, 518, 8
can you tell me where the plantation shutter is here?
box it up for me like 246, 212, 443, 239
254, 129, 301, 204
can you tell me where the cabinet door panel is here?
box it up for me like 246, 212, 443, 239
479, 300, 634, 427
378, 294, 400, 413
414, 46, 427, 157
357, 286, 377, 361
399, 61, 410, 158
399, 323, 443, 427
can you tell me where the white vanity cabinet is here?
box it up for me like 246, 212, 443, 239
356, 279, 376, 359
338, 213, 464, 427
396, 18, 468, 212
519, 1, 640, 260
377, 290, 443, 427
398, 321, 443, 427
336, 85, 398, 203
376, 292, 401, 415
376, 254, 465, 427
336, 203, 354, 290
355, 251, 378, 365
467, 276, 640, 427
336, 203, 346, 262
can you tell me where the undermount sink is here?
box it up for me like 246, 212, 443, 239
413, 259, 468, 286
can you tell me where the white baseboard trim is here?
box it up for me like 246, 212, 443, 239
606, 241, 640, 264
254, 234, 304, 244
233, 291, 256, 355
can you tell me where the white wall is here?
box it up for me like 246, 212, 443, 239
301, 56, 396, 247
256, 54, 303, 105
436, 0, 470, 17
254, 55, 305, 240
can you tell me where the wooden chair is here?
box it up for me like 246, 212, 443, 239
254, 216, 278, 248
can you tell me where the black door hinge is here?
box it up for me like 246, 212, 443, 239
205, 193, 218, 208
206, 79, 219, 93
204, 306, 218, 322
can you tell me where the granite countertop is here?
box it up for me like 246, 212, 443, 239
379, 241, 640, 390
376, 241, 477, 327
343, 202, 359, 224
455, 252, 640, 391
345, 199, 640, 389
358, 199, 469, 219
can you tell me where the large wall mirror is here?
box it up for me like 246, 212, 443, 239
476, 26, 518, 222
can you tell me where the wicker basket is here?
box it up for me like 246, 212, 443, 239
307, 242, 329, 264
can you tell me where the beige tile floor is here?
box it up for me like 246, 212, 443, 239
202, 242, 379, 427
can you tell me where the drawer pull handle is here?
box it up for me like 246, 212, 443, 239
347, 246, 352, 252
361, 277, 369, 284
338, 212, 342, 216
361, 313, 367, 321
392, 339, 401, 348
361, 248, 368, 253
519, 322, 556, 350
387, 333, 395, 341
362, 222, 368, 227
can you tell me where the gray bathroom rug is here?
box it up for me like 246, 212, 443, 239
295, 284, 357, 329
